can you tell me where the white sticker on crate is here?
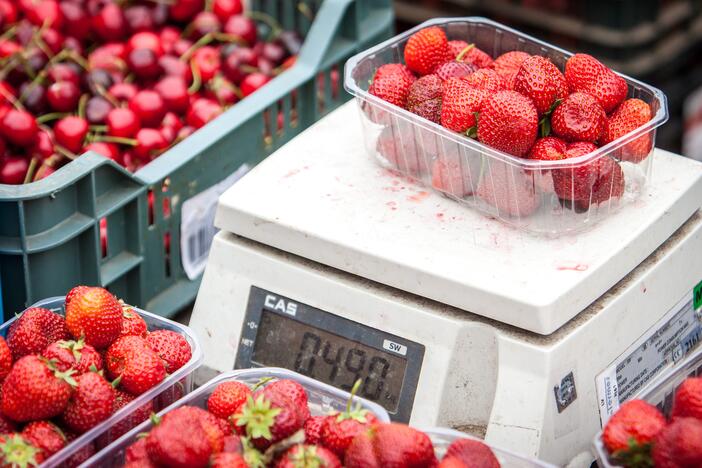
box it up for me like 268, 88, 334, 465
595, 289, 702, 426
180, 164, 251, 280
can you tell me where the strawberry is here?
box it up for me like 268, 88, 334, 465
602, 399, 666, 465
477, 90, 538, 157
551, 92, 606, 143
304, 415, 327, 445
368, 63, 415, 108
176, 406, 226, 454
491, 51, 530, 89
207, 380, 252, 420
124, 460, 158, 468
62, 433, 95, 467
42, 338, 103, 374
435, 61, 476, 81
447, 40, 469, 59
147, 407, 212, 468
652, 417, 702, 468
320, 382, 378, 458
21, 421, 66, 460
452, 43, 493, 69
551, 142, 599, 201
440, 77, 487, 133
63, 371, 116, 433
445, 438, 499, 468
0, 434, 43, 467
462, 68, 505, 93
234, 390, 304, 451
580, 156, 625, 208
0, 415, 15, 434
7, 307, 69, 360
0, 337, 11, 382
264, 379, 311, 422
345, 423, 436, 468
431, 147, 481, 198
120, 307, 148, 337
211, 452, 249, 468
671, 377, 702, 420
108, 389, 154, 439
403, 26, 450, 75
106, 336, 166, 395
438, 456, 468, 468
565, 54, 627, 113
601, 98, 653, 163
476, 160, 540, 217
145, 329, 192, 373
375, 126, 428, 177
65, 285, 90, 307
1, 356, 75, 422
528, 137, 567, 161
277, 444, 341, 468
126, 438, 149, 462
514, 55, 567, 114
65, 286, 122, 349
406, 74, 443, 123
222, 435, 243, 453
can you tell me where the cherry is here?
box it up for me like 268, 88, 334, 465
169, 0, 203, 22
14, 19, 34, 45
222, 47, 257, 84
59, 1, 91, 40
107, 108, 140, 138
19, 82, 47, 114
124, 5, 154, 33
155, 76, 189, 114
86, 96, 113, 124
241, 73, 271, 97
261, 42, 286, 66
0, 1, 17, 25
128, 48, 162, 79
40, 28, 64, 55
134, 128, 168, 161
85, 142, 121, 164
0, 81, 16, 106
63, 37, 84, 56
108, 83, 138, 102
192, 46, 221, 83
121, 150, 142, 172
26, 50, 49, 77
186, 98, 223, 129
88, 44, 126, 74
129, 90, 166, 127
277, 30, 303, 56
172, 39, 194, 57
151, 4, 169, 28
178, 126, 195, 142
31, 130, 54, 161
158, 55, 193, 83
54, 116, 89, 153
0, 136, 5, 156
0, 156, 29, 185
48, 63, 81, 87
224, 15, 257, 46
159, 27, 180, 55
128, 32, 163, 57
257, 58, 275, 76
190, 12, 221, 39
1, 110, 38, 146
160, 125, 177, 144
33, 162, 56, 181
0, 40, 21, 58
92, 3, 126, 42
24, 0, 63, 28
213, 0, 243, 23
162, 112, 183, 133
47, 81, 80, 112
206, 77, 238, 106
86, 69, 114, 95
281, 55, 297, 70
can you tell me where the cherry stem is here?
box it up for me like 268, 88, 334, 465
240, 64, 259, 75
36, 112, 69, 124
23, 157, 38, 185
0, 26, 16, 42
66, 51, 89, 71
94, 84, 120, 108
55, 144, 77, 160
456, 44, 476, 62
297, 3, 315, 21
92, 135, 138, 146
78, 94, 88, 120
188, 62, 202, 94
247, 11, 283, 39
0, 85, 25, 111
180, 33, 215, 62
90, 125, 108, 132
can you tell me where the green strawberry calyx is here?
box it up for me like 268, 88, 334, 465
58, 337, 85, 362
41, 357, 78, 387
240, 437, 266, 468
290, 445, 325, 468
0, 434, 40, 468
611, 437, 654, 468
539, 98, 563, 138
337, 379, 370, 423
456, 44, 476, 63
235, 395, 282, 441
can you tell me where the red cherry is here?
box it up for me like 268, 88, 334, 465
40, 28, 64, 55
46, 81, 80, 112
33, 162, 56, 181
0, 40, 21, 58
88, 43, 125, 73
0, 137, 5, 156
60, 1, 91, 40
48, 63, 80, 87
155, 76, 189, 114
241, 73, 271, 97
24, 0, 62, 28
108, 83, 138, 102
186, 98, 223, 129
54, 116, 89, 154
0, 82, 15, 107
159, 27, 180, 55
206, 77, 239, 106
107, 108, 140, 138
86, 96, 113, 124
0, 156, 29, 185
213, 0, 243, 23
222, 47, 257, 84
192, 46, 221, 83
0, 1, 18, 25
190, 12, 221, 39
134, 128, 168, 161
129, 90, 166, 128
172, 39, 194, 57
224, 15, 257, 46
162, 112, 183, 133
169, 0, 203, 22
31, 130, 54, 161
85, 142, 121, 164
63, 37, 84, 56
128, 48, 162, 79
128, 32, 163, 56
158, 55, 193, 83
1, 110, 38, 146
261, 42, 286, 66
92, 3, 126, 42
160, 125, 177, 144
124, 5, 154, 33
177, 126, 195, 140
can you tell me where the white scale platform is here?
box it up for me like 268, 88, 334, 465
216, 102, 702, 335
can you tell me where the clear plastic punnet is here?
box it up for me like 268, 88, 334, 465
592, 344, 702, 467
0, 296, 203, 468
83, 368, 391, 467
344, 17, 668, 236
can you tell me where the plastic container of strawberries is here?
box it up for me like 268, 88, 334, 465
425, 427, 557, 468
344, 17, 669, 236
82, 368, 390, 467
592, 342, 702, 467
0, 296, 203, 468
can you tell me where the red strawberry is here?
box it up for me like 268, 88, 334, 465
106, 336, 166, 395
126, 438, 149, 462
120, 307, 148, 337
368, 63, 416, 108
477, 90, 538, 157
580, 156, 625, 208
552, 142, 599, 201
105, 335, 151, 377
0, 434, 43, 467
431, 147, 481, 198
320, 382, 378, 458
147, 407, 212, 468
462, 68, 505, 93
440, 77, 487, 133
0, 336, 11, 382
277, 444, 341, 468
453, 43, 493, 69
447, 40, 469, 59
445, 438, 499, 468
514, 55, 567, 114
63, 371, 116, 433
602, 399, 666, 463
345, 423, 436, 468
671, 377, 702, 420
65, 285, 90, 307
234, 390, 304, 450
222, 435, 243, 453
208, 380, 252, 420
551, 92, 606, 143
1, 355, 75, 422
375, 126, 429, 177
21, 421, 66, 460
263, 379, 311, 422
404, 26, 450, 75
7, 307, 69, 360
476, 160, 540, 217
106, 389, 154, 440
145, 329, 192, 373
565, 54, 627, 113
439, 456, 468, 468
211, 452, 249, 468
62, 433, 95, 467
435, 61, 477, 81
528, 137, 567, 193
42, 338, 103, 374
304, 415, 327, 445
601, 98, 653, 163
406, 74, 443, 123
176, 406, 226, 454
652, 417, 702, 468
65, 286, 122, 349
491, 51, 530, 89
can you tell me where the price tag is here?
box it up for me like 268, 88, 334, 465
180, 164, 250, 280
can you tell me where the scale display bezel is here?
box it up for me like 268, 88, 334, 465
235, 286, 425, 422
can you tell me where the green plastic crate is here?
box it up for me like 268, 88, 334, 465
0, 0, 394, 320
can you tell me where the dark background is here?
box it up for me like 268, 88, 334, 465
392, 0, 702, 156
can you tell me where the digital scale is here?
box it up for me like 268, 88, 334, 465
190, 102, 702, 466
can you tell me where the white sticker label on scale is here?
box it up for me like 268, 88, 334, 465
180, 164, 251, 280
596, 289, 702, 426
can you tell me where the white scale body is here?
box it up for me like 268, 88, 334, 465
190, 102, 702, 466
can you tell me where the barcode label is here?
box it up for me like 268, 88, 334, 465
180, 164, 251, 280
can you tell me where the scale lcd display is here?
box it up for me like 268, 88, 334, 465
251, 309, 407, 413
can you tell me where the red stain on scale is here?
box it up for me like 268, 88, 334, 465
386, 201, 397, 211
283, 166, 310, 178
436, 212, 445, 220
556, 262, 589, 272
407, 191, 429, 202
